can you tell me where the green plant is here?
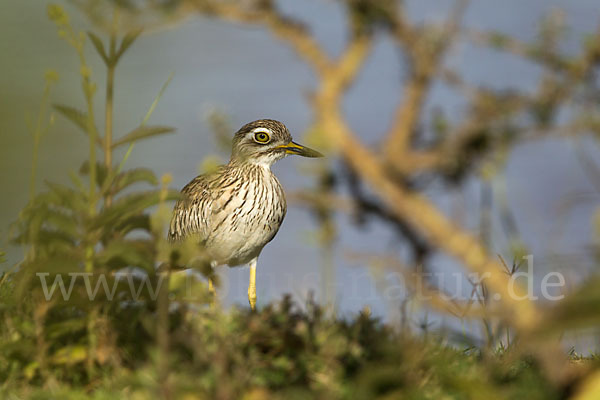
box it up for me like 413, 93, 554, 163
4, 4, 204, 384
27, 70, 58, 203
0, 295, 562, 399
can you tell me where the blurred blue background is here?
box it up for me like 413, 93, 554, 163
1, 0, 599, 342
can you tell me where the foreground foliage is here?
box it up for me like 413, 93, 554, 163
0, 294, 567, 400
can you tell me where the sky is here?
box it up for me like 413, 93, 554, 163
1, 0, 599, 345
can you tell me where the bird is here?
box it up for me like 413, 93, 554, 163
168, 119, 323, 310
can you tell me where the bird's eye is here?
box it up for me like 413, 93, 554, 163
254, 132, 270, 144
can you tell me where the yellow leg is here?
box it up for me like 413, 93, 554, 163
208, 261, 217, 307
248, 258, 257, 311
208, 277, 216, 296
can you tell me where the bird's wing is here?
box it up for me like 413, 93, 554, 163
168, 171, 218, 242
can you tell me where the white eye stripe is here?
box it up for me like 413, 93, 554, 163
251, 127, 272, 135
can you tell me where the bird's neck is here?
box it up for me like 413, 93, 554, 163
228, 157, 276, 171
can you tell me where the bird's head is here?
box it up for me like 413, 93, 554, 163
230, 119, 323, 167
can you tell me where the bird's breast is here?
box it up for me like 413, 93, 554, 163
206, 167, 287, 266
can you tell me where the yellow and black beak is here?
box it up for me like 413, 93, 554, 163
277, 141, 324, 158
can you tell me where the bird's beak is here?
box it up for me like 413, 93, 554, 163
277, 141, 324, 158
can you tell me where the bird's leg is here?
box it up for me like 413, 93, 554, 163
209, 260, 218, 307
248, 258, 258, 311
208, 278, 216, 296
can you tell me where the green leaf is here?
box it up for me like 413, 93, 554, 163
12, 184, 86, 246
47, 214, 78, 238
46, 318, 87, 340
110, 168, 159, 196
112, 214, 152, 237
87, 31, 109, 64
51, 345, 87, 364
53, 104, 102, 145
0, 251, 5, 264
96, 239, 156, 273
69, 169, 86, 193
100, 168, 158, 199
115, 28, 143, 61
92, 189, 181, 229
14, 255, 83, 300
112, 125, 175, 149
24, 361, 39, 381
53, 104, 87, 131
11, 196, 79, 243
11, 227, 77, 255
45, 182, 88, 213
80, 161, 109, 189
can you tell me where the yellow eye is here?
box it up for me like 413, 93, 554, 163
254, 131, 270, 143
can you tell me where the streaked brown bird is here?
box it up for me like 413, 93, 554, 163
168, 119, 323, 309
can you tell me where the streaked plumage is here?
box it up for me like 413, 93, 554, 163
168, 119, 323, 309
169, 162, 286, 266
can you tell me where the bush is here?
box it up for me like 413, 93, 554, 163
1, 294, 564, 399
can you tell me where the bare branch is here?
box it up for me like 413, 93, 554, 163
318, 105, 540, 331
332, 34, 373, 90
184, 0, 333, 75
383, 0, 469, 167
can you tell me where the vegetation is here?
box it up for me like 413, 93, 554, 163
2, 294, 564, 399
2, 1, 600, 398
